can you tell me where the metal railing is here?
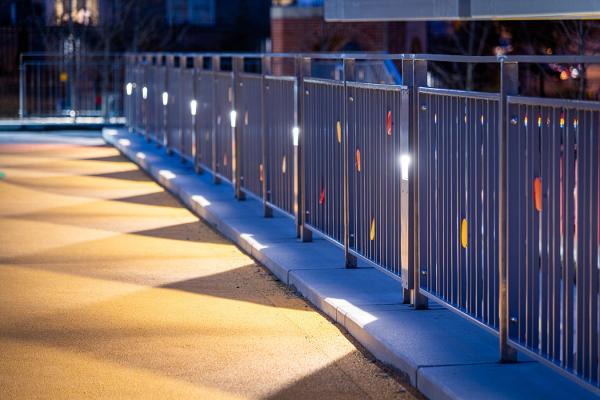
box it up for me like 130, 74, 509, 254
20, 52, 125, 120
122, 52, 600, 394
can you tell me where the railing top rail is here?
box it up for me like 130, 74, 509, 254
419, 87, 500, 101
347, 81, 408, 91
507, 95, 600, 110
264, 74, 296, 82
122, 51, 600, 65
303, 77, 344, 86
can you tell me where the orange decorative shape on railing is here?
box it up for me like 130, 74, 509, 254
386, 111, 392, 135
356, 148, 361, 172
370, 218, 376, 241
533, 177, 542, 212
336, 120, 342, 144
461, 218, 468, 249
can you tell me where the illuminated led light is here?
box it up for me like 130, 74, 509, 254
126, 82, 133, 96
400, 154, 411, 181
240, 233, 268, 251
537, 114, 542, 128
573, 117, 578, 128
142, 86, 148, 99
230, 110, 237, 128
159, 169, 176, 180
190, 100, 198, 116
292, 126, 300, 146
560, 113, 565, 128
162, 91, 169, 106
118, 138, 131, 146
480, 115, 484, 125
524, 114, 528, 127
464, 114, 467, 124
135, 152, 146, 160
434, 113, 437, 124
191, 194, 211, 207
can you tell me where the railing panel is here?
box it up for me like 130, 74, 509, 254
167, 64, 182, 153
180, 68, 195, 161
151, 65, 167, 144
214, 71, 234, 181
264, 75, 296, 216
303, 78, 345, 244
347, 82, 410, 276
506, 96, 600, 386
195, 70, 214, 171
418, 88, 501, 329
238, 73, 263, 198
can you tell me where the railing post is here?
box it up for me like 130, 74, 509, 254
343, 58, 358, 268
212, 55, 221, 184
261, 56, 274, 217
164, 55, 172, 153
498, 59, 519, 363
179, 56, 186, 162
295, 56, 312, 242
402, 58, 428, 309
193, 55, 204, 175
19, 55, 25, 119
232, 56, 245, 200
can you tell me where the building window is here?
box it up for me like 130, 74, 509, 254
166, 0, 215, 26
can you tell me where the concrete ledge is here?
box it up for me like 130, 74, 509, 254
104, 127, 599, 400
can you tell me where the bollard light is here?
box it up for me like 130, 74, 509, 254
399, 154, 411, 181
230, 110, 237, 128
162, 91, 169, 106
292, 126, 300, 146
190, 100, 198, 116
126, 82, 133, 96
142, 86, 148, 100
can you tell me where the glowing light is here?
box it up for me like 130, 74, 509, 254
159, 169, 176, 180
162, 91, 169, 106
69, 110, 76, 118
571, 68, 579, 79
573, 117, 578, 128
480, 115, 484, 125
292, 126, 300, 146
560, 113, 565, 128
142, 86, 148, 99
230, 110, 237, 128
105, 128, 119, 136
537, 114, 542, 128
118, 138, 131, 146
135, 152, 146, 160
190, 100, 198, 116
191, 194, 211, 207
560, 70, 569, 81
126, 82, 133, 96
524, 114, 528, 127
400, 154, 411, 181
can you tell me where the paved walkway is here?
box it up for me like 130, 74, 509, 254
0, 132, 418, 400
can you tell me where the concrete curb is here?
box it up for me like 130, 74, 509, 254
104, 127, 599, 400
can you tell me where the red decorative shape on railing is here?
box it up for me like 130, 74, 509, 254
386, 111, 392, 136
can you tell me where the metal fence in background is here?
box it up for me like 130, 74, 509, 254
123, 52, 600, 394
20, 53, 124, 119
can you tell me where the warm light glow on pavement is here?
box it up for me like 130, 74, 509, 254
0, 133, 415, 400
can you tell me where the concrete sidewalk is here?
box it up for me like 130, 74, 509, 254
105, 128, 599, 400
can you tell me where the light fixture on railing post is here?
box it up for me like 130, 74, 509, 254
229, 109, 237, 128
399, 154, 411, 181
142, 86, 147, 100
126, 82, 133, 96
292, 126, 300, 147
162, 91, 169, 150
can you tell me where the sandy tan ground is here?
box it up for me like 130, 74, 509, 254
0, 133, 418, 400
